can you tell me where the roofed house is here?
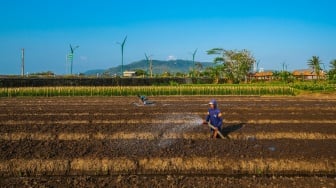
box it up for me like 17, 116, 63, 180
250, 70, 273, 81
292, 69, 325, 80
123, 71, 136, 77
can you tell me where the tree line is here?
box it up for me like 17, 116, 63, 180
26, 47, 336, 83
197, 48, 336, 83
132, 48, 336, 83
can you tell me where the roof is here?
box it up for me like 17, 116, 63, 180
292, 69, 324, 76
253, 71, 273, 77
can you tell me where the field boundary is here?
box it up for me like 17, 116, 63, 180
0, 157, 335, 176
1, 132, 336, 141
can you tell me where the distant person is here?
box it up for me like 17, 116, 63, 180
204, 99, 223, 138
137, 94, 148, 104
137, 94, 152, 105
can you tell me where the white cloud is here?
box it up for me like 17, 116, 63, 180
167, 55, 176, 61
80, 56, 88, 61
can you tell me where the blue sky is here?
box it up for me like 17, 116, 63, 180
1, 0, 335, 75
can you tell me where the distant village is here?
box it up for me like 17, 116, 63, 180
123, 68, 326, 81
249, 68, 326, 81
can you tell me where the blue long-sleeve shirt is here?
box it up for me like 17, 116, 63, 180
206, 108, 223, 128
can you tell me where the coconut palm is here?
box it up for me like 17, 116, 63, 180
307, 56, 322, 80
330, 59, 336, 70
329, 59, 336, 80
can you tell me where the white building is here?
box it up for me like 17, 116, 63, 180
123, 71, 136, 77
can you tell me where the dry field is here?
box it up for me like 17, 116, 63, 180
0, 96, 335, 187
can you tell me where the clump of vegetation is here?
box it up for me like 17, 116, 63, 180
289, 82, 335, 92
0, 85, 295, 97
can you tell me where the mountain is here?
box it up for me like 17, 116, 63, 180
84, 59, 212, 76
83, 69, 106, 76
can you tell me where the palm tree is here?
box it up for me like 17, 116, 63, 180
307, 56, 322, 80
329, 59, 336, 80
330, 59, 336, 70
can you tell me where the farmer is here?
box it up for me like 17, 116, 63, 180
204, 99, 223, 138
137, 94, 149, 105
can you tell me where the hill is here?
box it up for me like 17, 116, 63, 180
84, 59, 212, 76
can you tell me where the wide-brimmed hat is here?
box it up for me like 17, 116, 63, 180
208, 99, 217, 106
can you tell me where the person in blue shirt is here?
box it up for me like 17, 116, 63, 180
137, 94, 156, 105
204, 99, 223, 138
137, 94, 148, 105
138, 95, 149, 105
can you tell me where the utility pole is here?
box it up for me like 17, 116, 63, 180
21, 48, 25, 76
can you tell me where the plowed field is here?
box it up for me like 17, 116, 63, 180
1, 96, 335, 187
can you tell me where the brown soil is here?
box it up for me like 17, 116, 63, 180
1, 96, 335, 187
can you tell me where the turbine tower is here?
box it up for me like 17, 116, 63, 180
117, 36, 127, 76
68, 44, 79, 75
192, 48, 198, 77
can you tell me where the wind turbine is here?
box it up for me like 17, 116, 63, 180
145, 53, 153, 77
192, 48, 198, 77
282, 61, 287, 72
117, 36, 127, 76
68, 44, 79, 75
